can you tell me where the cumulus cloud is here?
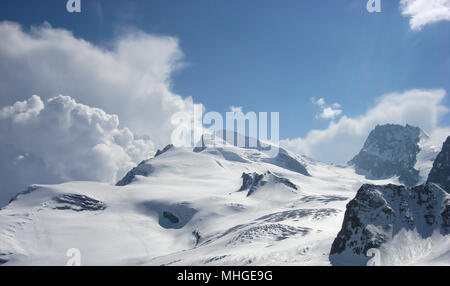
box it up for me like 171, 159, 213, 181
400, 0, 450, 31
0, 95, 154, 205
311, 97, 343, 120
0, 21, 207, 204
282, 89, 449, 164
318, 107, 343, 120
0, 21, 202, 147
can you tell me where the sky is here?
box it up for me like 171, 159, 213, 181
0, 0, 449, 204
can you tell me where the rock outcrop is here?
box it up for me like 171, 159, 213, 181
350, 124, 426, 186
427, 136, 450, 193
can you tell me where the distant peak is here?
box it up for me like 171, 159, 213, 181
350, 124, 426, 186
238, 171, 298, 197
155, 144, 174, 157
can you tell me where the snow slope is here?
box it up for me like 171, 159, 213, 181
0, 128, 448, 266
0, 142, 399, 266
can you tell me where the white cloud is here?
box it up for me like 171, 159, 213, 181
313, 97, 326, 107
230, 105, 243, 112
400, 0, 450, 31
318, 107, 343, 120
282, 89, 449, 164
311, 97, 343, 120
0, 21, 207, 204
0, 21, 202, 147
0, 95, 154, 205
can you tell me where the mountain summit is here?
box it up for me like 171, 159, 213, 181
0, 127, 447, 266
349, 124, 430, 186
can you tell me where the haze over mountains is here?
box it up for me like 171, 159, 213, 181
0, 124, 448, 266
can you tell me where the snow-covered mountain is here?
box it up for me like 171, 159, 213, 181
349, 124, 438, 187
0, 127, 448, 266
329, 183, 449, 265
330, 136, 450, 265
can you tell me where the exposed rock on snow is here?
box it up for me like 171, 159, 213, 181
257, 208, 340, 223
7, 185, 41, 205
0, 129, 447, 266
115, 161, 153, 186
227, 223, 311, 246
116, 132, 310, 188
331, 134, 450, 265
329, 182, 449, 265
350, 124, 428, 186
50, 194, 106, 212
427, 136, 450, 193
238, 171, 298, 197
136, 201, 198, 229
155, 144, 174, 157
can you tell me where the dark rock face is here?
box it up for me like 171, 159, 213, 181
0, 251, 13, 265
329, 182, 449, 265
155, 144, 174, 157
238, 171, 297, 197
163, 211, 180, 223
137, 201, 197, 229
116, 144, 174, 186
427, 136, 450, 193
238, 173, 265, 194
116, 161, 153, 186
52, 194, 106, 212
350, 124, 424, 186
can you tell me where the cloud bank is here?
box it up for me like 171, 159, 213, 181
282, 89, 449, 164
0, 21, 206, 204
0, 95, 154, 205
0, 21, 202, 147
400, 0, 450, 31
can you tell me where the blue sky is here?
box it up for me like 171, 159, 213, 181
0, 0, 449, 139
0, 0, 449, 199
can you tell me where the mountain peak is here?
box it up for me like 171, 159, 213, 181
350, 124, 426, 186
238, 171, 298, 198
